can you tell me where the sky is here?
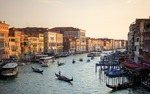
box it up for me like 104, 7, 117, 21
0, 0, 150, 40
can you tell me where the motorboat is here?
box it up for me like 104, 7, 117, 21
1, 63, 18, 77
41, 61, 50, 67
39, 56, 54, 64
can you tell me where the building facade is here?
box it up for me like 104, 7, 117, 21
0, 21, 9, 59
21, 34, 29, 54
18, 27, 48, 54
86, 37, 92, 52
9, 28, 22, 57
38, 34, 44, 53
143, 22, 150, 62
44, 31, 63, 54
28, 37, 39, 53
56, 32, 63, 54
128, 17, 150, 63
44, 31, 56, 54
128, 22, 136, 61
51, 27, 86, 53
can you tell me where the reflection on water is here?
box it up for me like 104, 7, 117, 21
0, 53, 149, 94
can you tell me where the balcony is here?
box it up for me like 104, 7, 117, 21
143, 37, 150, 40
144, 29, 150, 32
143, 48, 148, 52
134, 42, 139, 46
143, 48, 150, 53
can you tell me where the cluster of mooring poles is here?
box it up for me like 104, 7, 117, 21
95, 59, 130, 89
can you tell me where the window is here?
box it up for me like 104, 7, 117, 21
136, 38, 139, 42
15, 38, 19, 42
33, 45, 37, 47
134, 46, 136, 51
11, 45, 16, 51
0, 33, 5, 37
50, 37, 54, 40
11, 38, 15, 42
0, 39, 4, 48
33, 38, 37, 41
39, 34, 43, 37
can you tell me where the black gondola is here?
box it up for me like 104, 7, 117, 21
87, 59, 90, 62
72, 59, 75, 64
142, 81, 150, 90
106, 82, 134, 90
55, 73, 73, 82
57, 62, 65, 66
31, 66, 43, 73
79, 58, 83, 62
91, 56, 94, 60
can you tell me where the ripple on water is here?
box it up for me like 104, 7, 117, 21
0, 53, 149, 94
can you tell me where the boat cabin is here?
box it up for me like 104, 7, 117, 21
39, 56, 55, 64
1, 63, 18, 77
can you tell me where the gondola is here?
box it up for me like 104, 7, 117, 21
106, 82, 134, 90
57, 62, 65, 66
55, 73, 73, 82
142, 81, 150, 90
87, 59, 90, 62
105, 68, 127, 77
79, 58, 83, 62
31, 66, 43, 73
72, 59, 75, 64
91, 56, 94, 60
41, 61, 50, 67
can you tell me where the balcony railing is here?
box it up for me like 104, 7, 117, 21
143, 37, 150, 40
134, 42, 139, 45
143, 48, 150, 52
144, 29, 150, 32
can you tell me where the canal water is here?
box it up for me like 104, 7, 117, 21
0, 53, 149, 94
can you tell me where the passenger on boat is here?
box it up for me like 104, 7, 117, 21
57, 61, 59, 64
59, 71, 61, 76
72, 59, 75, 63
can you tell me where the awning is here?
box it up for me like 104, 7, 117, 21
121, 61, 150, 70
143, 61, 150, 67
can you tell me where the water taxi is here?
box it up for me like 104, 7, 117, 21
39, 56, 54, 62
1, 63, 18, 77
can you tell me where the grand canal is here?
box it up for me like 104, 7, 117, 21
0, 52, 149, 94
